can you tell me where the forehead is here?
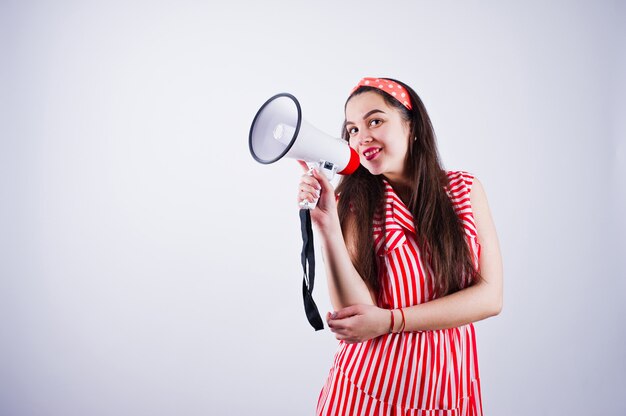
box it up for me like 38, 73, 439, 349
345, 91, 395, 121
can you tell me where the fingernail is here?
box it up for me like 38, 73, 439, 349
331, 312, 338, 319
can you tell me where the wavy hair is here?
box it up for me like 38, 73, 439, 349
335, 79, 480, 299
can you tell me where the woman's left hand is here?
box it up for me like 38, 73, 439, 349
326, 304, 390, 344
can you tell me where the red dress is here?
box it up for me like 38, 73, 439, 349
317, 171, 483, 416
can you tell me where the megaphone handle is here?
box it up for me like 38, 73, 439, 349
299, 167, 319, 210
299, 161, 337, 210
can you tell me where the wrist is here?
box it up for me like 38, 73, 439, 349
389, 308, 406, 333
317, 217, 343, 242
388, 309, 395, 334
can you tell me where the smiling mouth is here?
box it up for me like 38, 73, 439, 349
363, 148, 381, 160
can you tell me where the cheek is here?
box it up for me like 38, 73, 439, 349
390, 131, 411, 155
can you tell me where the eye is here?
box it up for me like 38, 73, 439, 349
347, 126, 358, 135
369, 119, 382, 127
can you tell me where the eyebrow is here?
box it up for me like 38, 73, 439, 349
345, 109, 386, 126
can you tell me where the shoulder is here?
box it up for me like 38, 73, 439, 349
445, 170, 490, 205
445, 171, 486, 239
467, 176, 490, 224
445, 170, 476, 213
446, 170, 476, 194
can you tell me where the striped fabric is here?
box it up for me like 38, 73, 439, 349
317, 171, 483, 416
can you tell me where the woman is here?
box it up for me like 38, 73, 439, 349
297, 77, 503, 415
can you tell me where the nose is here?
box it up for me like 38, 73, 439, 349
357, 132, 372, 147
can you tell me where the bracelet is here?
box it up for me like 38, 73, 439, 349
399, 308, 406, 332
388, 309, 395, 333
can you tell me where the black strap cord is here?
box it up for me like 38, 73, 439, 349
299, 208, 324, 331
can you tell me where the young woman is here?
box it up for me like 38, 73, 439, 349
297, 77, 503, 415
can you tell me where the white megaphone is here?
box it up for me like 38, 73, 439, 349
249, 93, 360, 209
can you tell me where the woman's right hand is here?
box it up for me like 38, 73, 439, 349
297, 160, 341, 235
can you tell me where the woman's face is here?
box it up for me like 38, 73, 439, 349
345, 91, 411, 185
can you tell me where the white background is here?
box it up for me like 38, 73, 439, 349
1, 1, 625, 415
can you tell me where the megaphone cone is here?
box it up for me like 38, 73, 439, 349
249, 93, 360, 175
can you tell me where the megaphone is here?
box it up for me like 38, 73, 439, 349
249, 93, 360, 208
248, 93, 360, 331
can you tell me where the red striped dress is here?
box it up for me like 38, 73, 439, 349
317, 171, 482, 416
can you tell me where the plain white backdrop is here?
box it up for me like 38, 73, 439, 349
1, 1, 625, 415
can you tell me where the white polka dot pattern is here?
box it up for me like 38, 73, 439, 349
351, 77, 413, 110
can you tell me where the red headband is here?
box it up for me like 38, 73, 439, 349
351, 77, 413, 110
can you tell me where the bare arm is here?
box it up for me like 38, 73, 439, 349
402, 178, 503, 330
319, 213, 377, 308
327, 178, 503, 342
297, 161, 375, 309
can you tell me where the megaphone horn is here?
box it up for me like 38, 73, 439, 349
249, 93, 360, 185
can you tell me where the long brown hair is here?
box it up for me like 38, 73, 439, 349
335, 79, 480, 298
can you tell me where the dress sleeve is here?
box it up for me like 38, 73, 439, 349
446, 171, 481, 268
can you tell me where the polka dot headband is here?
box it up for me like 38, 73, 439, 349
351, 77, 413, 110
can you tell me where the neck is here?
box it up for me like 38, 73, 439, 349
383, 174, 413, 206
383, 172, 410, 188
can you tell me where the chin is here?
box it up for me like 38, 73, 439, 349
363, 165, 383, 176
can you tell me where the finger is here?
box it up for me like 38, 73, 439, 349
328, 316, 360, 336
327, 319, 348, 332
334, 333, 348, 341
298, 190, 319, 205
327, 314, 356, 330
299, 182, 320, 198
311, 168, 333, 192
326, 315, 341, 329
334, 333, 359, 344
332, 305, 362, 320
300, 174, 321, 190
297, 160, 310, 172
297, 176, 321, 206
326, 312, 333, 326
331, 327, 351, 338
